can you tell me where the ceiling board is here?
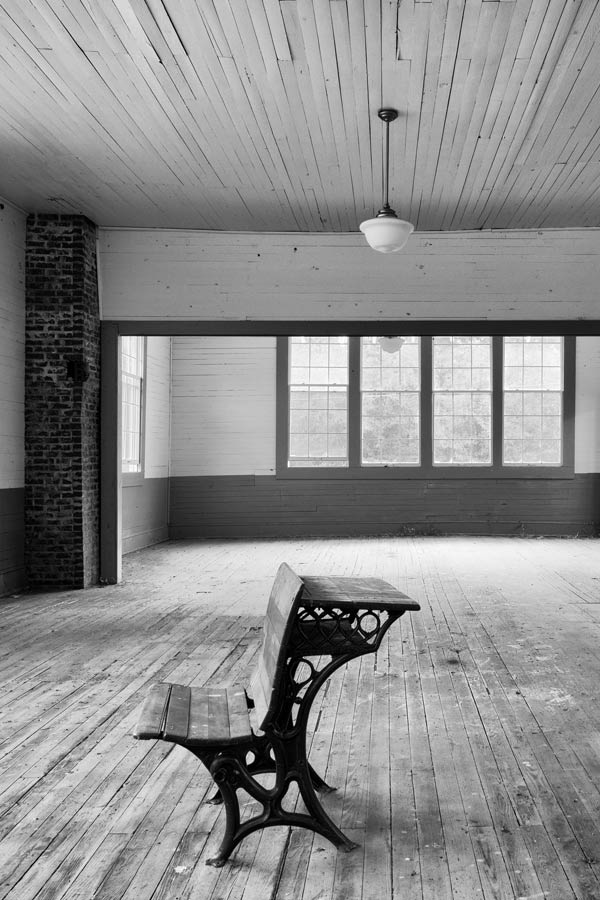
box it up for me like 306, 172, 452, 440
0, 0, 598, 232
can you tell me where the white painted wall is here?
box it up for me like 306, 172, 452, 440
170, 335, 600, 477
99, 228, 600, 322
144, 335, 171, 478
0, 199, 26, 489
170, 337, 276, 476
100, 226, 600, 477
575, 337, 600, 474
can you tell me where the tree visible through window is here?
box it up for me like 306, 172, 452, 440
281, 334, 571, 476
121, 335, 145, 474
432, 336, 492, 465
361, 336, 420, 465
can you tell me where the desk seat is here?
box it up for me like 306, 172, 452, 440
134, 682, 253, 747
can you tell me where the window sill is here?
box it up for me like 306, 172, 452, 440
276, 465, 574, 481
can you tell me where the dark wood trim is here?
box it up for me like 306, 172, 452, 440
276, 336, 289, 476
420, 336, 432, 469
348, 337, 360, 467
562, 334, 576, 472
0, 487, 25, 596
100, 323, 122, 584
492, 335, 503, 466
103, 320, 600, 337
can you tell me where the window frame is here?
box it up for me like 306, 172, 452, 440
276, 334, 575, 479
121, 335, 147, 486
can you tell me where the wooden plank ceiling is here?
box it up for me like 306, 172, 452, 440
0, 0, 599, 233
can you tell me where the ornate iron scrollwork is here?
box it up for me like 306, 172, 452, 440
291, 604, 393, 656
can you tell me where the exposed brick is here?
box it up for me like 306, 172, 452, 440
25, 214, 100, 589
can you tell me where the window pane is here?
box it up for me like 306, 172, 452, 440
121, 336, 144, 473
503, 337, 563, 466
432, 337, 491, 465
360, 337, 420, 465
288, 337, 348, 467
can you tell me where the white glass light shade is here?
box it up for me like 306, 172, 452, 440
359, 215, 414, 253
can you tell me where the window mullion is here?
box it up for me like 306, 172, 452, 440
492, 335, 503, 469
562, 335, 575, 470
276, 336, 290, 473
348, 335, 361, 468
421, 336, 433, 468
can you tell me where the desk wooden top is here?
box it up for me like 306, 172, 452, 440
300, 575, 420, 613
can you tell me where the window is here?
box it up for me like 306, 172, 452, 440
361, 336, 420, 465
432, 336, 492, 465
121, 335, 145, 475
503, 336, 563, 465
278, 335, 574, 477
288, 336, 349, 467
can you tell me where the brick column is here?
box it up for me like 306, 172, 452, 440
25, 214, 101, 588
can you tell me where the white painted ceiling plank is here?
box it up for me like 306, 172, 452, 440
476, 0, 581, 227
261, 0, 292, 61
330, 2, 366, 217
404, 2, 433, 224
408, 0, 450, 225
513, 3, 598, 168
304, 0, 355, 228
239, 0, 326, 229
345, 0, 374, 216
439, 2, 500, 228
447, 2, 516, 229
0, 0, 599, 231
454, 1, 535, 226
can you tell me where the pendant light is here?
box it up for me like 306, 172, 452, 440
360, 108, 414, 253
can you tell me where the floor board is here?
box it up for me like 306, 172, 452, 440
1, 535, 600, 899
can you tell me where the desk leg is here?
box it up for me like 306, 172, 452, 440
195, 739, 356, 866
308, 762, 336, 793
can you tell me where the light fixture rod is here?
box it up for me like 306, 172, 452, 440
383, 116, 390, 209
378, 108, 398, 215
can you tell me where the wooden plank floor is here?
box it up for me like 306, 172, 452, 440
1, 536, 600, 900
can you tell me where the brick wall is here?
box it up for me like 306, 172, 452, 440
25, 215, 100, 587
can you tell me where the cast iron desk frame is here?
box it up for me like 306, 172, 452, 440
203, 575, 420, 862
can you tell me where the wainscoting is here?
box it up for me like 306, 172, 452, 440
122, 477, 169, 554
168, 473, 600, 539
0, 487, 24, 595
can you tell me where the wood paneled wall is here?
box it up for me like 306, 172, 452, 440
98, 228, 600, 322
99, 226, 600, 543
169, 474, 600, 539
143, 336, 172, 479
166, 334, 600, 537
575, 337, 600, 473
0, 199, 26, 594
122, 479, 168, 555
170, 336, 275, 476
